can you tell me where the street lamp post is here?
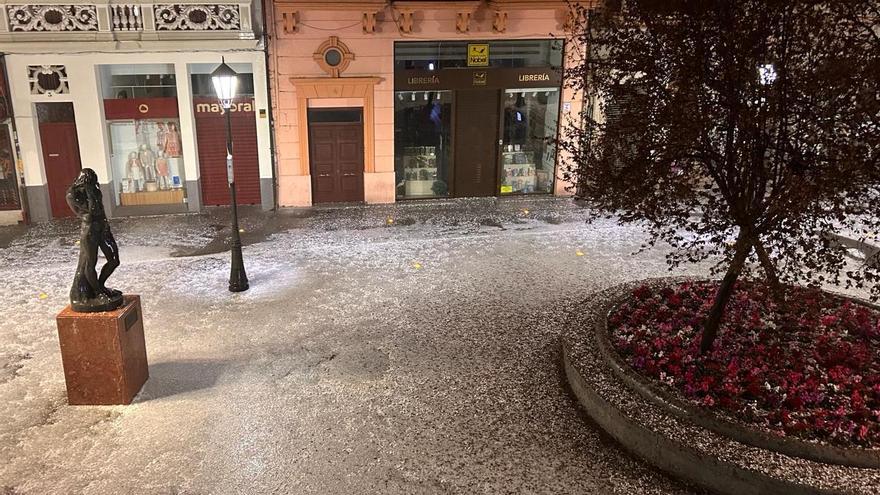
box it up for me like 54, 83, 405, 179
211, 58, 249, 292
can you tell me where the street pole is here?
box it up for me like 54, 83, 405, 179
225, 103, 249, 292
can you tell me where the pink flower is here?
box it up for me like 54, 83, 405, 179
821, 315, 839, 326
608, 280, 880, 447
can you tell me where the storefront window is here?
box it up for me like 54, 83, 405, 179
394, 90, 453, 198
191, 72, 255, 97
0, 125, 18, 210
100, 64, 186, 207
395, 40, 563, 71
500, 88, 560, 194
108, 119, 185, 202
109, 73, 176, 99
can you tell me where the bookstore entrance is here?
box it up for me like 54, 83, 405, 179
393, 39, 563, 200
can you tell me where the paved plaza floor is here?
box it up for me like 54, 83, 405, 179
0, 198, 712, 494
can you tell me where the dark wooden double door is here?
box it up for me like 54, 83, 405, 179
308, 109, 364, 204
453, 89, 500, 197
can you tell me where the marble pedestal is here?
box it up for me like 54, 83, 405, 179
56, 295, 149, 405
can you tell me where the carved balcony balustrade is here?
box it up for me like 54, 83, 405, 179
0, 1, 256, 41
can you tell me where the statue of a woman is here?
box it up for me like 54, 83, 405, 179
66, 168, 123, 312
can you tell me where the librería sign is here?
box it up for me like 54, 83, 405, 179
518, 73, 551, 82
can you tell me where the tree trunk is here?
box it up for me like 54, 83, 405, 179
700, 233, 753, 354
754, 239, 785, 304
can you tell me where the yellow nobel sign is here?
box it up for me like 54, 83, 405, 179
468, 44, 489, 67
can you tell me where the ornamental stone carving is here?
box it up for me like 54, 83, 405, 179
7, 5, 99, 32
153, 4, 240, 31
28, 65, 69, 96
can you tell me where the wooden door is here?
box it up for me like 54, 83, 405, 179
308, 121, 364, 204
453, 89, 500, 197
40, 122, 82, 218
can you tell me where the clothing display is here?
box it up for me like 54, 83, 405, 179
138, 144, 157, 182
156, 153, 171, 190
108, 118, 186, 205
156, 122, 167, 152
163, 123, 181, 157
126, 151, 144, 192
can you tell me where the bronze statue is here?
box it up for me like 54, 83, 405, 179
66, 168, 123, 312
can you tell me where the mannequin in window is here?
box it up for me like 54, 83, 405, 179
164, 122, 181, 157
156, 122, 167, 153
126, 151, 144, 192
139, 144, 157, 183
156, 151, 171, 190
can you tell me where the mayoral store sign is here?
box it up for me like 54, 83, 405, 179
467, 44, 489, 67
193, 98, 255, 116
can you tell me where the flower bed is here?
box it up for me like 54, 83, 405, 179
609, 281, 880, 447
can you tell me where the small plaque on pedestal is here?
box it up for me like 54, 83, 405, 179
56, 295, 149, 405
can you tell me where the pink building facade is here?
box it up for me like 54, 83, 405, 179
268, 0, 589, 206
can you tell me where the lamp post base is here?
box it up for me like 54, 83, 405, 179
229, 279, 249, 293
228, 243, 249, 293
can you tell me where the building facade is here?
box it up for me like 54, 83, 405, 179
0, 1, 274, 224
267, 0, 589, 206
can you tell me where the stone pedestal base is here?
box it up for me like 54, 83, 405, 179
56, 295, 149, 405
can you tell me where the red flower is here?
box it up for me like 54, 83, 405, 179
821, 315, 839, 327
609, 281, 880, 447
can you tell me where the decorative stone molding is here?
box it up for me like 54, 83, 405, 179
7, 5, 99, 32
395, 9, 413, 33
393, 1, 479, 34
313, 36, 354, 78
289, 77, 382, 176
455, 11, 471, 33
274, 1, 387, 35
491, 10, 507, 33
362, 11, 377, 33
153, 4, 241, 31
485, 1, 596, 33
279, 7, 297, 34
28, 65, 69, 96
563, 2, 590, 32
110, 5, 144, 31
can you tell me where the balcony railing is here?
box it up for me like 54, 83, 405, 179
0, 2, 254, 39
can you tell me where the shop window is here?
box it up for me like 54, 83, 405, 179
100, 64, 186, 207
395, 39, 563, 71
0, 126, 19, 210
500, 88, 560, 194
394, 91, 453, 199
107, 119, 186, 206
109, 73, 176, 99
191, 72, 255, 97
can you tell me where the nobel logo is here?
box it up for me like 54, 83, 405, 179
518, 74, 551, 82
468, 44, 489, 67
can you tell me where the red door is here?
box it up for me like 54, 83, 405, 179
194, 99, 261, 206
308, 122, 364, 203
40, 122, 82, 218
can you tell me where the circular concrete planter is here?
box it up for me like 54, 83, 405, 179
562, 279, 880, 495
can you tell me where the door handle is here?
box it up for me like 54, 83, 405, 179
49, 153, 60, 157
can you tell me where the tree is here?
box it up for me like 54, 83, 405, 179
560, 0, 880, 352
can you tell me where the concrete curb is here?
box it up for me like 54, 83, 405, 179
594, 290, 880, 469
562, 344, 833, 495
560, 280, 878, 495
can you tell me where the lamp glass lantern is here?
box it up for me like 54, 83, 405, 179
211, 59, 239, 107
